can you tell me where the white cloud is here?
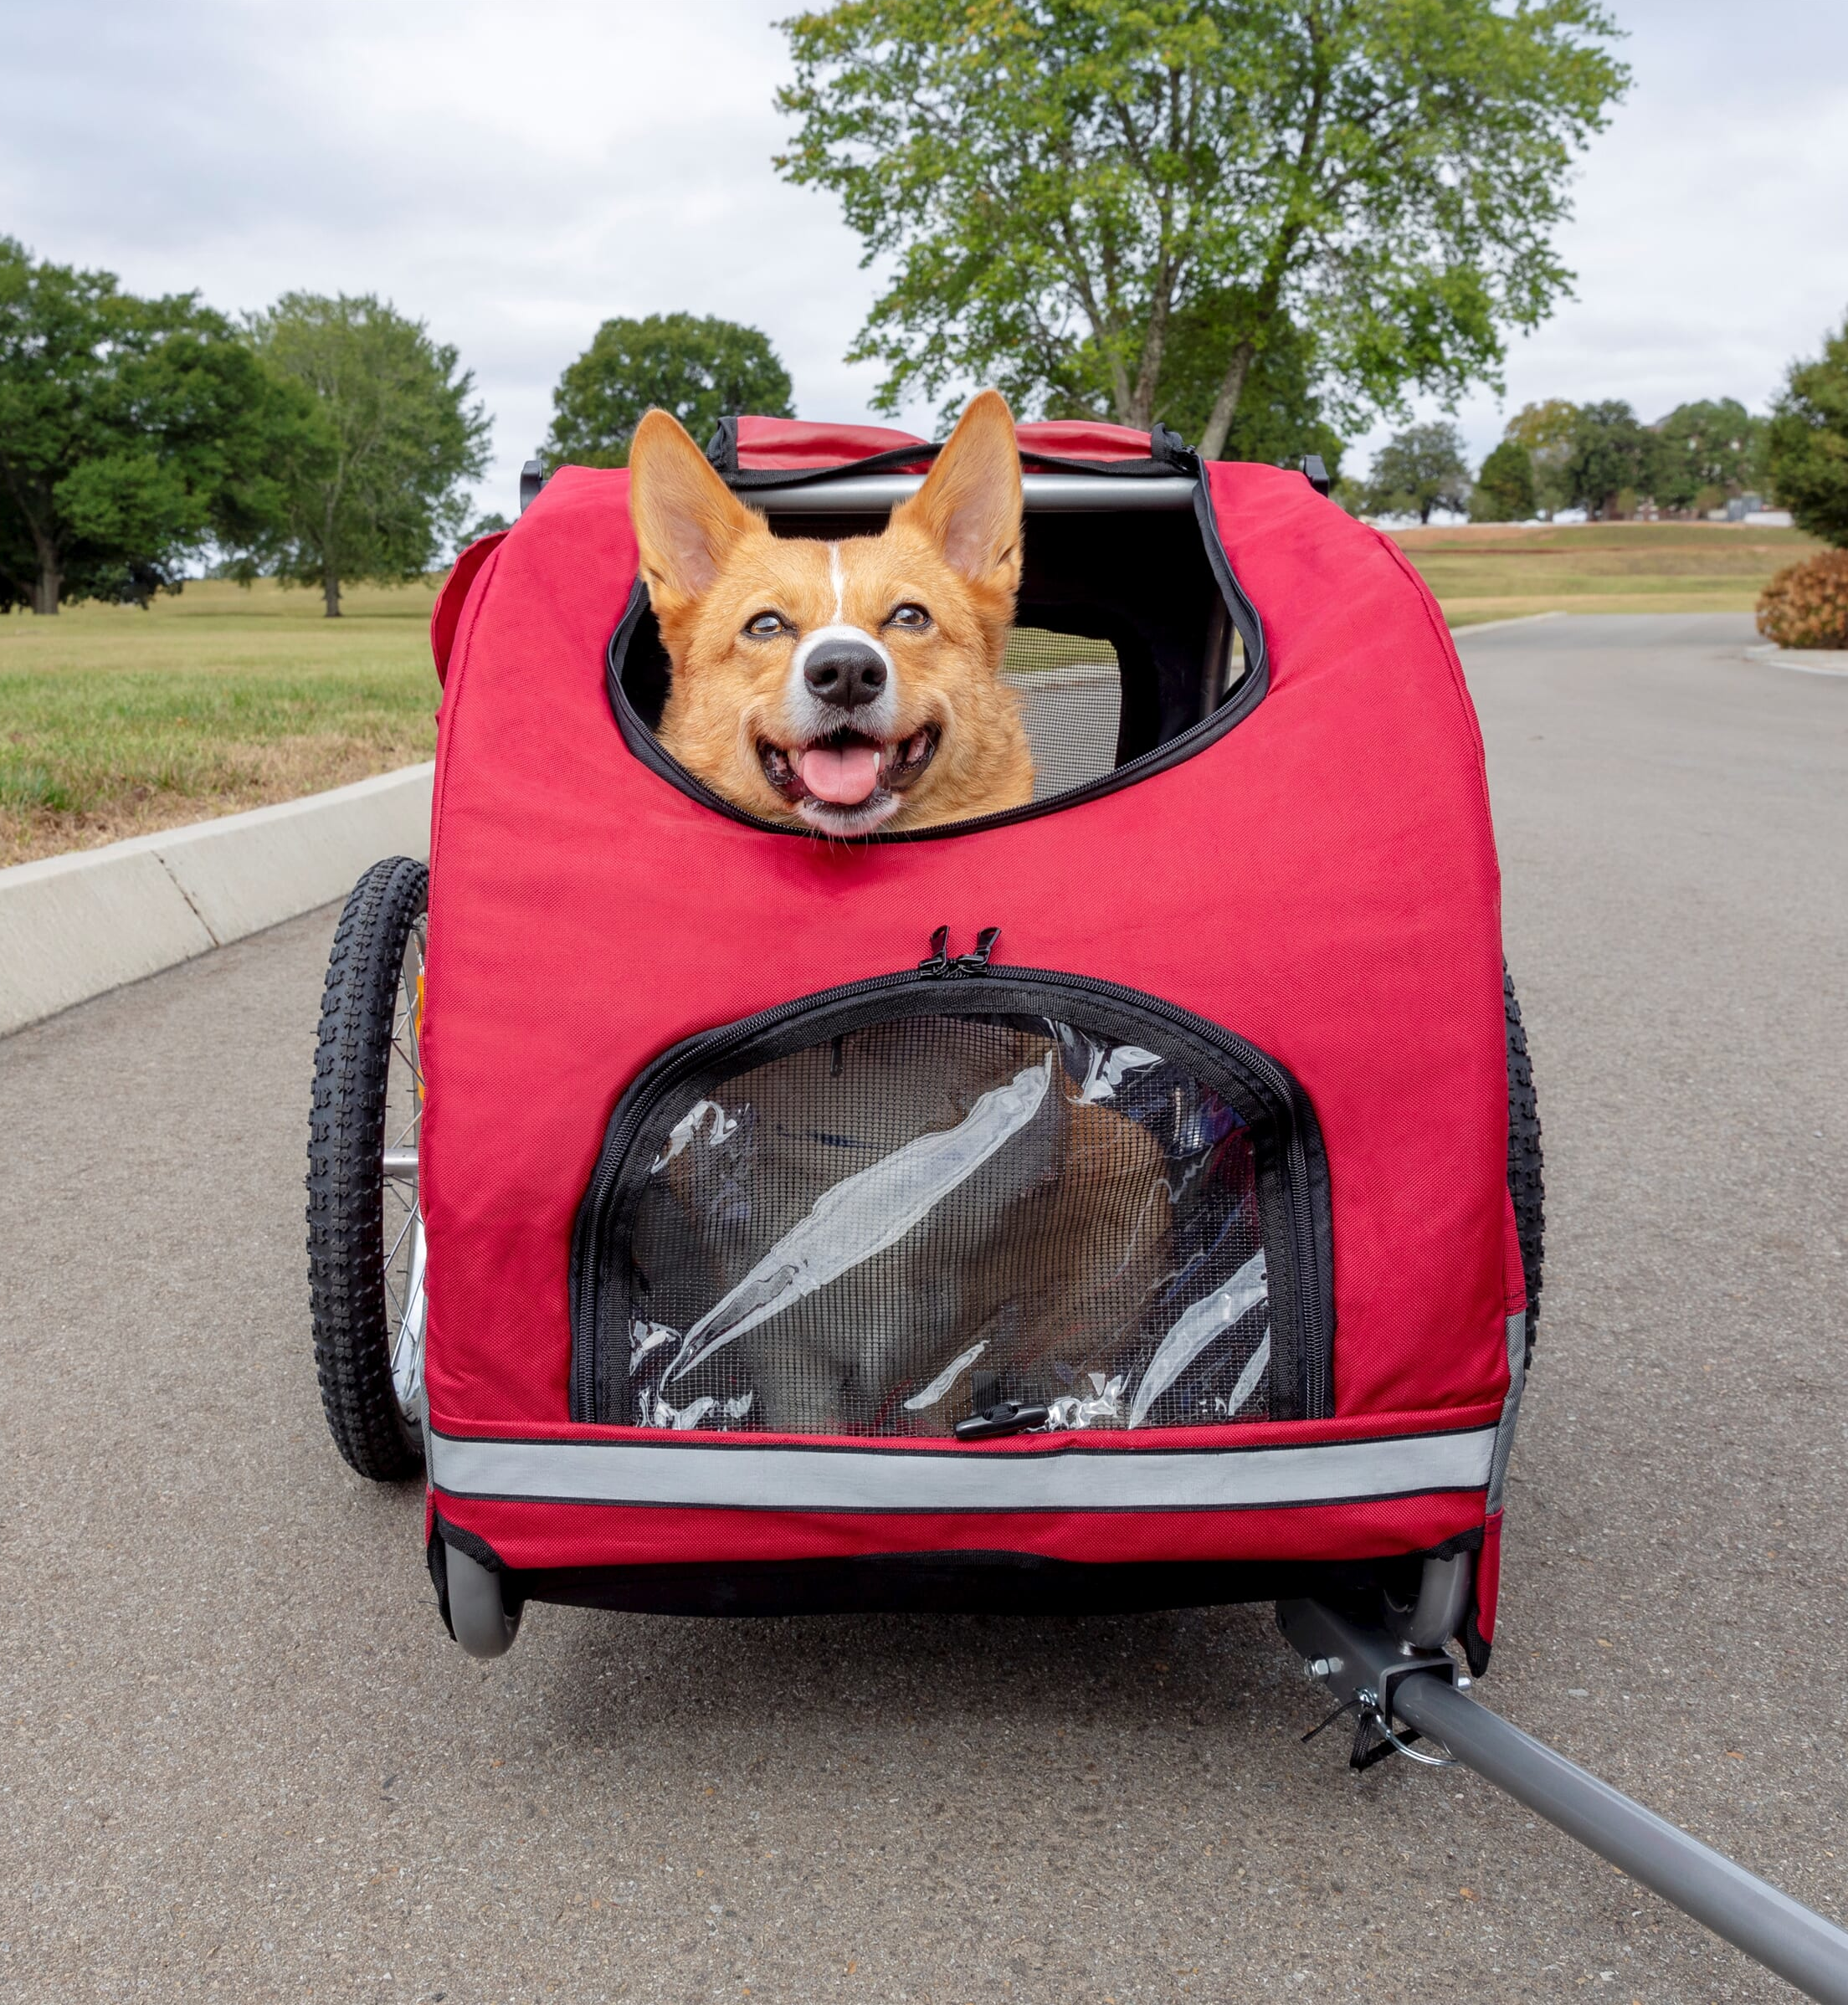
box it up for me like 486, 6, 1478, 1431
4, 0, 1845, 502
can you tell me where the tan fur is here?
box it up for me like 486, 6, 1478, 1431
629, 390, 1034, 832
654, 1024, 1173, 1435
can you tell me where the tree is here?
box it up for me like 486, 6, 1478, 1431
543, 313, 794, 469
1360, 421, 1471, 524
454, 510, 510, 556
776, 1, 1627, 456
1563, 399, 1662, 519
0, 238, 306, 615
1762, 315, 1848, 546
1653, 397, 1760, 515
1471, 438, 1537, 522
247, 293, 490, 617
1154, 307, 1344, 473
1504, 398, 1578, 517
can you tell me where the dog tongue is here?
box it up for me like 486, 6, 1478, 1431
798, 742, 882, 805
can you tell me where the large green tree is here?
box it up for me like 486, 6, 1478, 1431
544, 312, 794, 469
247, 293, 490, 617
1762, 315, 1848, 546
1563, 398, 1661, 519
1653, 397, 1760, 515
0, 239, 305, 615
1470, 437, 1537, 522
1359, 419, 1471, 523
776, 0, 1627, 456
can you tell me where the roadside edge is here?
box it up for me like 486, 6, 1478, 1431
0, 763, 434, 1038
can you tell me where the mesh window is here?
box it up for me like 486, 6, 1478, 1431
999, 629, 1121, 799
619, 1014, 1272, 1438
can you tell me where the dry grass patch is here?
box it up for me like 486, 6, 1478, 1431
1392, 520, 1821, 625
0, 577, 439, 865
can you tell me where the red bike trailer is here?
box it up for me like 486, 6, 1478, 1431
305, 417, 1848, 2002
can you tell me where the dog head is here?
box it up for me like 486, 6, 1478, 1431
629, 390, 1032, 835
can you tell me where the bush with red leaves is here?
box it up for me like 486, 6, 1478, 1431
1757, 550, 1848, 649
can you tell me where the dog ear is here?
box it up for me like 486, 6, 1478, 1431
629, 409, 763, 608
896, 389, 1022, 589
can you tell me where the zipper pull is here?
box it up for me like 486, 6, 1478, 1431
919, 924, 1000, 977
953, 926, 1002, 975
955, 1397, 1050, 1442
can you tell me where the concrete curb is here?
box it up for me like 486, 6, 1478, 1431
1449, 610, 1568, 638
1745, 643, 1848, 679
0, 763, 434, 1038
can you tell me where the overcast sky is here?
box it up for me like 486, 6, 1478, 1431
4, 0, 1845, 508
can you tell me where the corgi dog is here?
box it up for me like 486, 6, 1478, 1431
628, 389, 1034, 834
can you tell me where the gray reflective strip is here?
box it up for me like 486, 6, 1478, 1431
429, 1425, 1496, 1515
1486, 1310, 1529, 1514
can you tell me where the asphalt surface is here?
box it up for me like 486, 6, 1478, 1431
3, 611, 1845, 2003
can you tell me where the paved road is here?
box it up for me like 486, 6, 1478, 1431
3, 613, 1844, 2003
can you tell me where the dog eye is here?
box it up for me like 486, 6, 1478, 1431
887, 603, 931, 629
744, 612, 788, 638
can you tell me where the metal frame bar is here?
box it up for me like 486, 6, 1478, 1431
746, 474, 1199, 514
1279, 1600, 1848, 2002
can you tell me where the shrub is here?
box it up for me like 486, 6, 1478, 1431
1757, 549, 1848, 649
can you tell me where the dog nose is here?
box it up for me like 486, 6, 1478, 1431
803, 639, 887, 710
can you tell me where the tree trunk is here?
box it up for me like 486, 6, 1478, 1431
28, 526, 60, 615
1127, 283, 1173, 432
322, 564, 341, 618
1198, 340, 1256, 463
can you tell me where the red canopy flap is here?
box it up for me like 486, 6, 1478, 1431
734, 417, 929, 472
1015, 419, 1156, 461
429, 531, 506, 686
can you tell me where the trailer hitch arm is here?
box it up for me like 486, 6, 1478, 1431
1278, 1599, 1848, 2005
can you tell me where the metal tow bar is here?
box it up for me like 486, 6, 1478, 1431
1279, 1600, 1848, 2004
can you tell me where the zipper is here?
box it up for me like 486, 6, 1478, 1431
568, 938, 1333, 1428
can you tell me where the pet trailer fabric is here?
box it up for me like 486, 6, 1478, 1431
417, 415, 1527, 1655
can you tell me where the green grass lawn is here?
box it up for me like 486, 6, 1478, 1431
0, 524, 1820, 866
0, 577, 439, 865
1394, 520, 1817, 626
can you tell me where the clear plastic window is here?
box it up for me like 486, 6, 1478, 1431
622, 1014, 1272, 1437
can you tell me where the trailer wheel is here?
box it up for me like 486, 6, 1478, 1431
307, 858, 429, 1481
1505, 964, 1545, 1363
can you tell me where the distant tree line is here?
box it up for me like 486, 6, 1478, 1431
1356, 397, 1775, 526
9, 232, 1845, 627
1353, 310, 1848, 536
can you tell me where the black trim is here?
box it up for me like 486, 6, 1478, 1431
602, 466, 1269, 842
465, 1547, 1444, 1621
568, 961, 1333, 1431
